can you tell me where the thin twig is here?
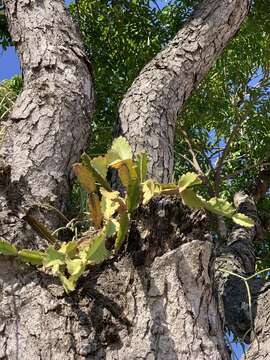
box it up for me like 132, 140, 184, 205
152, 0, 161, 11
202, 150, 215, 174
218, 267, 270, 352
179, 128, 204, 175
179, 128, 215, 195
178, 153, 197, 169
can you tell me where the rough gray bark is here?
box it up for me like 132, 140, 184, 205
0, 198, 229, 360
214, 171, 270, 345
215, 193, 258, 342
0, 0, 95, 356
0, 0, 94, 248
0, 0, 257, 359
244, 280, 270, 359
119, 0, 249, 183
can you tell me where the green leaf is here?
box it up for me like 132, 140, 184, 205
178, 172, 202, 192
82, 154, 112, 192
85, 232, 109, 264
118, 164, 131, 188
59, 274, 76, 293
105, 219, 118, 238
66, 258, 86, 277
142, 179, 155, 205
109, 158, 138, 180
109, 136, 133, 160
43, 247, 65, 273
232, 213, 255, 227
91, 155, 107, 178
135, 152, 148, 182
142, 179, 161, 205
106, 136, 132, 164
0, 240, 17, 256
204, 197, 235, 217
181, 189, 205, 210
100, 188, 120, 219
115, 212, 130, 249
59, 241, 78, 258
18, 250, 45, 265
127, 178, 141, 212
72, 163, 96, 193
160, 183, 178, 190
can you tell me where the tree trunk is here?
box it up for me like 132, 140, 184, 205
0, 0, 258, 359
214, 193, 257, 342
0, 0, 94, 357
244, 281, 270, 359
0, 0, 94, 247
0, 198, 229, 359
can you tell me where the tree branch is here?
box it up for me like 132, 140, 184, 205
215, 192, 258, 342
249, 167, 270, 202
179, 128, 203, 175
179, 127, 215, 195
119, 0, 250, 182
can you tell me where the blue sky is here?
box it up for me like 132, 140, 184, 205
0, 46, 20, 80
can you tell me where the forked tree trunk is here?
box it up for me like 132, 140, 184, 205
0, 0, 259, 359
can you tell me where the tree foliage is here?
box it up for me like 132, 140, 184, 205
0, 76, 22, 120
69, 0, 200, 154
175, 0, 270, 197
0, 7, 11, 49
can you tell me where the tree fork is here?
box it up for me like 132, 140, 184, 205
0, 0, 254, 359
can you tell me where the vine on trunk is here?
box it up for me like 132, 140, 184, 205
0, 137, 254, 292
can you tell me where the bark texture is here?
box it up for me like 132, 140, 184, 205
242, 169, 270, 357
244, 281, 270, 359
0, 0, 95, 356
215, 193, 258, 342
0, 198, 229, 359
214, 178, 270, 347
119, 0, 249, 183
0, 0, 94, 248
